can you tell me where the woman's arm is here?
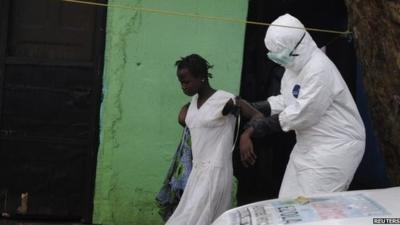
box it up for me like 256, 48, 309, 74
222, 97, 263, 120
178, 103, 189, 127
223, 97, 264, 167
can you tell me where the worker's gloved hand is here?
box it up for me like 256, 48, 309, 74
244, 114, 283, 138
251, 101, 271, 116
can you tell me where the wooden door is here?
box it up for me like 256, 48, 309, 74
0, 0, 106, 222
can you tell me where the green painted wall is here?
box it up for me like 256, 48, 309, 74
93, 1, 248, 224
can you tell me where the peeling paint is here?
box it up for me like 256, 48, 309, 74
94, 0, 248, 224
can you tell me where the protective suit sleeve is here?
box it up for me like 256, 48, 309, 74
251, 101, 271, 116
244, 114, 282, 138
279, 72, 334, 132
267, 95, 285, 115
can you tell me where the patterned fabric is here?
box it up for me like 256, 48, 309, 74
156, 127, 192, 221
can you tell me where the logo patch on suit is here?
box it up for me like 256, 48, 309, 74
292, 84, 300, 98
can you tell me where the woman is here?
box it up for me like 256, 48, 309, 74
166, 54, 261, 225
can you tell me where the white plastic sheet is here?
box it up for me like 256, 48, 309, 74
212, 187, 400, 225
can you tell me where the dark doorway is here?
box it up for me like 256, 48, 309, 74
0, 0, 106, 222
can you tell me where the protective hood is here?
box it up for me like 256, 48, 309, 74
264, 14, 318, 72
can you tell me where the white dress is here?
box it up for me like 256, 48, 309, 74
166, 90, 236, 225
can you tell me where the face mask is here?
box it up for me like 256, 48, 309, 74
267, 48, 294, 66
267, 32, 306, 66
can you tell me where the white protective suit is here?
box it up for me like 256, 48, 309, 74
264, 14, 366, 197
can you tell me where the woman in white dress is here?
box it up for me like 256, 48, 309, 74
166, 54, 262, 225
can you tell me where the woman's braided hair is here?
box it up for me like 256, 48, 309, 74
175, 54, 213, 79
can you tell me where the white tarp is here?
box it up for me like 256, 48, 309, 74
212, 187, 400, 225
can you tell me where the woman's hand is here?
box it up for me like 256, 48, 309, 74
239, 128, 257, 167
